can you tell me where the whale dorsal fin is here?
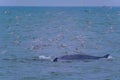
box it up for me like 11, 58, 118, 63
103, 54, 110, 58
53, 57, 58, 62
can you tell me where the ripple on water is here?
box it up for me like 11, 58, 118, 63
21, 77, 40, 80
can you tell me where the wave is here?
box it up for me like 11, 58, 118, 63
38, 55, 52, 61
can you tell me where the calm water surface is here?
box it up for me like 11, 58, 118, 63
0, 7, 120, 80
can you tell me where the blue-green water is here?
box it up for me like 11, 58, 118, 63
0, 7, 120, 80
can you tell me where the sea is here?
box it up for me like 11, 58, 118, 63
0, 7, 120, 80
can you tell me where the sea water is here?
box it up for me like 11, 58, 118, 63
0, 7, 120, 80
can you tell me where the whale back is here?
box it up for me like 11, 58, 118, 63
52, 54, 110, 62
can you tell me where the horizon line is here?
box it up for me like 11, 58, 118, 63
0, 5, 120, 7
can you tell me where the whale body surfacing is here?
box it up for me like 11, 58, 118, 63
53, 54, 110, 62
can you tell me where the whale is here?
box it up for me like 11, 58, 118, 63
53, 54, 110, 62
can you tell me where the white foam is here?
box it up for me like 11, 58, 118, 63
38, 55, 51, 60
107, 55, 114, 60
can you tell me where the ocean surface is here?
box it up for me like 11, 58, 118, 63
0, 7, 120, 80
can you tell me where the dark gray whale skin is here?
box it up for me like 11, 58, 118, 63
53, 54, 110, 62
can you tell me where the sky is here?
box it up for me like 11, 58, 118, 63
0, 0, 120, 6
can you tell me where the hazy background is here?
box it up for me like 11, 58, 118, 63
0, 0, 120, 6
